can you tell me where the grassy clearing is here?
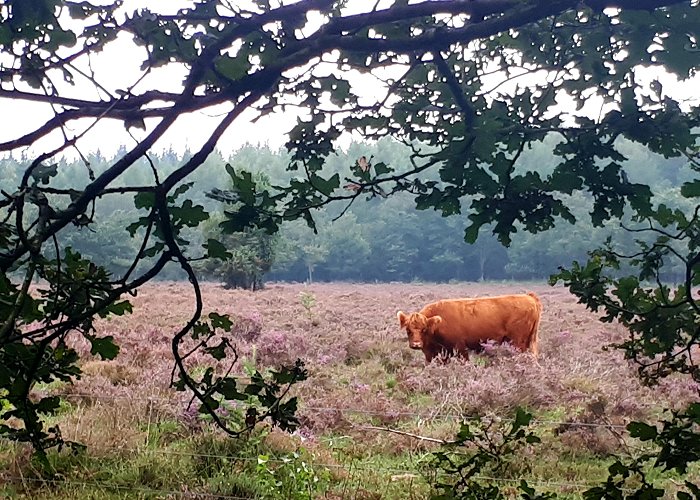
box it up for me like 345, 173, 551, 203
1, 282, 698, 498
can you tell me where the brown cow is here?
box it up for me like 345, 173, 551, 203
397, 292, 542, 363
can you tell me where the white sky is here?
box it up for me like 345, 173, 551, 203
0, 1, 697, 160
0, 0, 400, 159
1, 0, 316, 158
1, 31, 296, 157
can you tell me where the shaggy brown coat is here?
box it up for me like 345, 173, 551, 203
397, 292, 542, 363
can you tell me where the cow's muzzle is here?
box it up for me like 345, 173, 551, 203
409, 342, 423, 350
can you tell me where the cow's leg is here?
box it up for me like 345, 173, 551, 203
529, 342, 539, 357
509, 336, 541, 365
510, 336, 530, 353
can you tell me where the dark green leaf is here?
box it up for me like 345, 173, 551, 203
680, 181, 700, 198
215, 55, 251, 81
86, 335, 120, 360
30, 164, 58, 185
105, 300, 133, 317
204, 340, 228, 361
628, 421, 658, 441
208, 312, 233, 332
134, 192, 156, 210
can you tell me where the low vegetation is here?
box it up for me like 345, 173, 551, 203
2, 282, 697, 498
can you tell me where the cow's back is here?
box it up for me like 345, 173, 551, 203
420, 293, 542, 352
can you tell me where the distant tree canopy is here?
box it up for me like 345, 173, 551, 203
0, 1, 698, 492
2, 141, 690, 285
199, 170, 276, 290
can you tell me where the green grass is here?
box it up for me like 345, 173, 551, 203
1, 408, 695, 499
0, 384, 683, 500
1, 426, 324, 499
320, 446, 431, 499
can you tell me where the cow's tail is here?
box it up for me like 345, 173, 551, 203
526, 292, 543, 357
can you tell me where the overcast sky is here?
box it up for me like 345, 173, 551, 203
1, 34, 297, 158
0, 0, 401, 159
1, 1, 697, 161
1, 0, 330, 159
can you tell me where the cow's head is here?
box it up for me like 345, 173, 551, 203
397, 311, 443, 350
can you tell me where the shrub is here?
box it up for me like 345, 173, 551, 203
255, 330, 309, 368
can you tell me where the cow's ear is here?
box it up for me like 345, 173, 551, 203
397, 311, 408, 328
426, 315, 443, 334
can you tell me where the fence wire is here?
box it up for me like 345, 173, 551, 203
0, 434, 644, 497
51, 391, 631, 430
0, 444, 623, 491
0, 474, 253, 499
0, 469, 608, 497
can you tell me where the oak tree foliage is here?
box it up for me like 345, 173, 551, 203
200, 171, 276, 290
0, 0, 698, 491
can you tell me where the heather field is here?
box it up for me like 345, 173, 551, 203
2, 281, 698, 498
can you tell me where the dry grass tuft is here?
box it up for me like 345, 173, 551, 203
80, 361, 141, 386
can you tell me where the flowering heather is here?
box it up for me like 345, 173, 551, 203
231, 311, 264, 342
255, 329, 308, 367
46, 281, 698, 458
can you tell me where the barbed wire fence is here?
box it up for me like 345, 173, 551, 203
0, 472, 613, 499
0, 390, 650, 498
49, 391, 634, 428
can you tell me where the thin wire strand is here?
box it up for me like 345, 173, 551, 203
0, 471, 609, 494
49, 392, 631, 429
0, 474, 256, 499
0, 415, 640, 496
0, 437, 624, 488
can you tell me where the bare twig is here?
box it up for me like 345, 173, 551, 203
359, 425, 452, 444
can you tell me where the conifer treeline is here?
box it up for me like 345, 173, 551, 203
1, 138, 690, 284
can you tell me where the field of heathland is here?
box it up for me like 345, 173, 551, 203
1, 282, 697, 498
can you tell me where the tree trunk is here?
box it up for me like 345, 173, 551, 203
479, 246, 486, 282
